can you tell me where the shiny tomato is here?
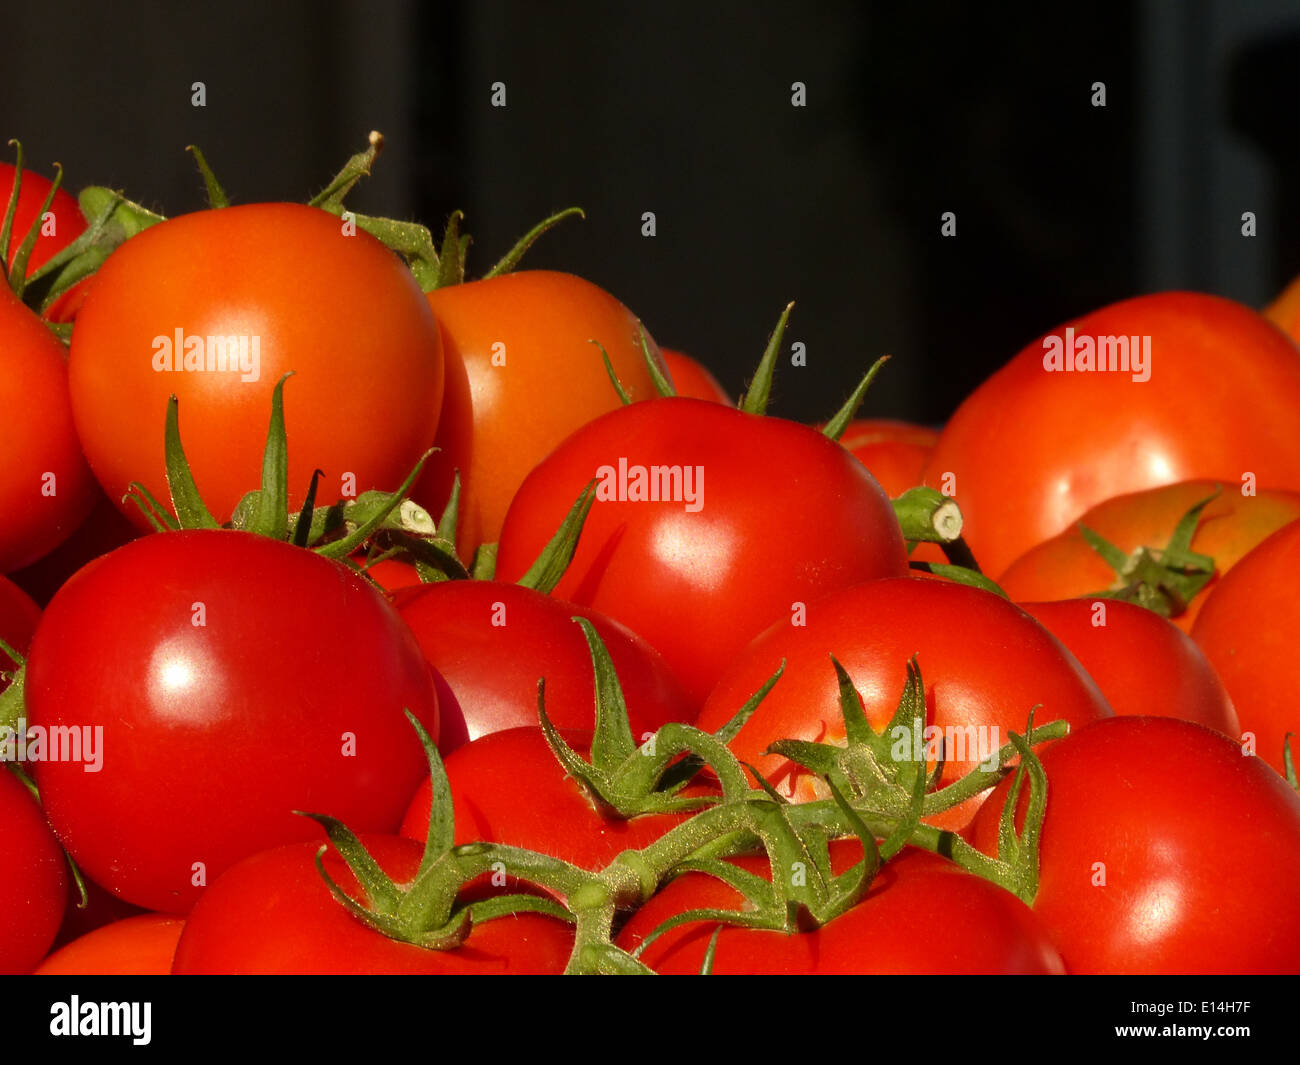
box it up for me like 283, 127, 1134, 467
25, 530, 440, 913
662, 348, 731, 403
35, 914, 184, 976
69, 203, 443, 528
1191, 519, 1300, 773
998, 480, 1300, 632
171, 835, 572, 974
616, 841, 1065, 974
417, 270, 665, 556
695, 577, 1112, 830
922, 293, 1300, 575
969, 716, 1300, 974
1019, 599, 1237, 735
836, 419, 938, 498
495, 397, 909, 704
393, 580, 694, 749
0, 767, 67, 974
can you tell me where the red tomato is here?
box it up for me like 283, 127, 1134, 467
969, 716, 1300, 973
495, 397, 909, 704
0, 162, 85, 276
922, 293, 1300, 575
1019, 599, 1237, 735
662, 348, 731, 403
1191, 519, 1300, 772
999, 480, 1300, 632
616, 841, 1065, 974
836, 419, 938, 498
393, 580, 695, 749
171, 835, 572, 974
68, 203, 444, 528
25, 530, 441, 913
36, 914, 184, 975
417, 271, 665, 557
0, 767, 67, 974
0, 283, 98, 572
0, 574, 41, 689
695, 577, 1113, 830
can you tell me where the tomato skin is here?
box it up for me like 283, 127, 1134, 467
662, 348, 731, 403
999, 480, 1300, 632
0, 767, 68, 974
393, 580, 695, 749
25, 530, 440, 914
836, 419, 938, 498
171, 835, 572, 974
0, 574, 41, 688
0, 162, 85, 277
69, 203, 444, 529
695, 577, 1112, 830
35, 914, 184, 976
495, 397, 909, 704
417, 271, 665, 557
970, 716, 1300, 974
922, 293, 1300, 576
1191, 519, 1300, 772
0, 284, 98, 573
1019, 599, 1238, 735
616, 841, 1065, 975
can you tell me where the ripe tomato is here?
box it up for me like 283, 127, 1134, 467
35, 914, 184, 976
695, 577, 1112, 830
417, 271, 665, 556
922, 293, 1300, 575
171, 835, 572, 974
1019, 599, 1237, 735
393, 580, 694, 749
616, 841, 1065, 974
969, 716, 1300, 974
25, 530, 441, 913
68, 203, 443, 528
0, 161, 85, 276
1191, 519, 1300, 773
0, 283, 98, 573
0, 575, 41, 689
0, 766, 67, 974
998, 480, 1300, 631
662, 348, 731, 403
836, 419, 938, 498
495, 397, 909, 704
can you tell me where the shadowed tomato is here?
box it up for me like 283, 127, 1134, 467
970, 716, 1300, 974
695, 577, 1112, 831
923, 293, 1300, 575
836, 419, 938, 498
495, 397, 909, 704
662, 348, 731, 403
0, 575, 41, 689
1, 161, 87, 303
0, 767, 67, 974
36, 914, 184, 975
9, 488, 140, 606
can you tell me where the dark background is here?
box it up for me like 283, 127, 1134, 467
5, 0, 1299, 422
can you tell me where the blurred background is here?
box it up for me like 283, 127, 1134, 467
4, 0, 1298, 422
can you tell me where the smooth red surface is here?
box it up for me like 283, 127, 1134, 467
36, 914, 184, 975
0, 766, 67, 974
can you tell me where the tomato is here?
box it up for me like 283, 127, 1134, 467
0, 767, 67, 974
836, 419, 938, 498
393, 580, 694, 749
969, 716, 1300, 974
68, 203, 443, 528
922, 293, 1300, 576
695, 577, 1112, 830
662, 348, 731, 403
998, 480, 1300, 631
1019, 599, 1237, 735
35, 914, 184, 976
495, 397, 909, 704
0, 161, 85, 276
24, 530, 441, 913
0, 574, 41, 690
1191, 519, 1300, 773
417, 271, 666, 557
401, 727, 707, 869
171, 835, 572, 974
0, 283, 98, 573
616, 840, 1065, 974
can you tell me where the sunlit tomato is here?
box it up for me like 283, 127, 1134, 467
495, 397, 909, 704
35, 914, 184, 975
922, 293, 1300, 575
696, 577, 1112, 831
1019, 599, 1237, 735
836, 419, 938, 498
417, 271, 665, 557
616, 841, 1065, 974
662, 348, 731, 403
171, 835, 573, 974
0, 767, 67, 974
1191, 519, 1300, 773
68, 203, 444, 528
970, 716, 1300, 974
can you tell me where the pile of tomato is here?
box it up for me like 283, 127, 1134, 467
4, 135, 1300, 977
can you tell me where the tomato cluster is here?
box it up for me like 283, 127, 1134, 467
4, 141, 1300, 978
